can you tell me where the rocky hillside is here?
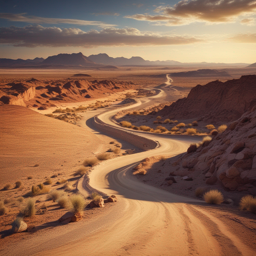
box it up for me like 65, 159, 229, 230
155, 75, 256, 123
167, 106, 256, 194
0, 78, 136, 109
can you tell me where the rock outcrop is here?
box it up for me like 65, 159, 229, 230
155, 75, 256, 123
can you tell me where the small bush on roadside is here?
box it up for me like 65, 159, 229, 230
186, 128, 197, 135
69, 194, 86, 213
202, 136, 212, 143
156, 125, 168, 132
22, 198, 35, 217
83, 158, 99, 167
204, 190, 223, 204
163, 119, 171, 124
206, 124, 215, 130
195, 187, 206, 197
176, 123, 185, 128
240, 195, 256, 213
139, 125, 151, 131
74, 167, 89, 176
3, 184, 11, 190
15, 181, 23, 189
156, 116, 162, 120
120, 121, 132, 128
154, 129, 161, 133
58, 195, 70, 208
0, 202, 7, 215
218, 124, 227, 133
171, 126, 179, 131
97, 153, 112, 161
90, 192, 100, 200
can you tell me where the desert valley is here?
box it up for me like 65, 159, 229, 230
1, 1, 256, 255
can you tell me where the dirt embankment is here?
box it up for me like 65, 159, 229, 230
153, 75, 256, 124
0, 78, 137, 110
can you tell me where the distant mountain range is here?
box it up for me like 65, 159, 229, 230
0, 52, 252, 69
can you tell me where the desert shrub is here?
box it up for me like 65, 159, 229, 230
4, 198, 11, 204
132, 126, 139, 130
69, 194, 86, 213
139, 125, 151, 131
31, 185, 49, 196
90, 191, 100, 200
133, 169, 147, 175
113, 148, 121, 154
3, 184, 11, 190
132, 111, 139, 115
154, 129, 161, 133
17, 197, 24, 203
176, 123, 185, 128
15, 181, 22, 189
202, 136, 212, 143
163, 119, 171, 124
31, 185, 40, 196
0, 202, 7, 215
83, 158, 99, 167
153, 120, 159, 124
74, 167, 89, 176
44, 178, 52, 185
58, 195, 70, 208
187, 123, 192, 127
23, 198, 35, 217
206, 124, 215, 130
156, 116, 162, 120
192, 121, 198, 126
64, 182, 73, 191
120, 121, 132, 128
27, 176, 33, 179
204, 190, 223, 204
186, 128, 197, 135
156, 125, 168, 132
97, 153, 112, 161
195, 187, 206, 197
218, 124, 227, 133
240, 195, 256, 213
171, 126, 179, 131
48, 190, 62, 202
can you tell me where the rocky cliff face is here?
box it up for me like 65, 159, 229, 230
170, 106, 256, 194
156, 75, 256, 123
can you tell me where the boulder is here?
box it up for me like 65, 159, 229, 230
187, 144, 197, 154
12, 219, 27, 233
222, 178, 239, 191
107, 195, 117, 202
90, 197, 105, 208
206, 175, 217, 185
231, 142, 245, 154
226, 166, 240, 178
233, 159, 252, 170
59, 212, 74, 224
71, 212, 83, 222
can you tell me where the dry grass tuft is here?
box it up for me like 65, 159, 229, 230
120, 121, 132, 128
240, 195, 256, 213
97, 153, 112, 161
139, 125, 151, 131
44, 178, 52, 185
195, 187, 206, 197
186, 128, 197, 135
74, 167, 89, 176
204, 190, 223, 204
156, 116, 162, 120
206, 124, 215, 130
83, 158, 99, 167
31, 185, 50, 196
202, 136, 212, 144
15, 181, 23, 188
90, 191, 100, 200
163, 119, 171, 124
22, 198, 35, 217
3, 184, 11, 190
48, 190, 62, 202
176, 123, 186, 128
70, 194, 86, 213
218, 124, 227, 133
0, 202, 7, 215
156, 125, 168, 132
58, 195, 70, 208
171, 126, 179, 131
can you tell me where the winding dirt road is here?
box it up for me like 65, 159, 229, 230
2, 85, 256, 256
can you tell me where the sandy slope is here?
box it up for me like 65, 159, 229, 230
1, 88, 256, 256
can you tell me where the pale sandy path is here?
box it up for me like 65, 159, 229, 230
1, 84, 255, 256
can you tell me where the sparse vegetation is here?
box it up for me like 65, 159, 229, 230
195, 187, 206, 197
176, 123, 186, 128
156, 116, 162, 120
163, 119, 171, 124
69, 194, 86, 213
3, 184, 11, 190
48, 190, 62, 202
83, 157, 99, 167
171, 126, 179, 131
22, 198, 35, 217
206, 124, 215, 130
15, 181, 23, 188
204, 190, 223, 204
156, 125, 168, 132
186, 128, 197, 135
58, 195, 70, 208
31, 185, 50, 196
120, 121, 132, 128
139, 125, 151, 131
240, 195, 256, 213
133, 169, 147, 175
218, 124, 227, 133
74, 167, 89, 176
97, 153, 112, 161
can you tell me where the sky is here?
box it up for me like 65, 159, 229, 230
0, 0, 255, 63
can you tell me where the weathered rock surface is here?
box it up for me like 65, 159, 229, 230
12, 219, 27, 233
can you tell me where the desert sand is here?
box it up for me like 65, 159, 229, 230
0, 68, 256, 255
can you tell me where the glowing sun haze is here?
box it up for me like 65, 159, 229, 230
0, 0, 255, 63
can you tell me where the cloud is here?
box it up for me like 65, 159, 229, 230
240, 17, 255, 25
93, 12, 120, 16
0, 25, 203, 47
229, 33, 256, 43
126, 0, 256, 25
0, 13, 115, 28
